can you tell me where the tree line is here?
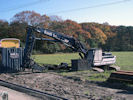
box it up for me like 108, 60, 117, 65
0, 11, 133, 53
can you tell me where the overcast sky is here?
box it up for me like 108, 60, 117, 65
0, 0, 133, 26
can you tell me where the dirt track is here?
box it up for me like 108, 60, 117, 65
0, 71, 133, 100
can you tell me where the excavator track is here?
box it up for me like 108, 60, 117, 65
108, 70, 133, 83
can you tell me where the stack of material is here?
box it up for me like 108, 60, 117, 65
108, 70, 133, 83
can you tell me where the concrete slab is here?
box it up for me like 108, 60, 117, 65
0, 86, 41, 100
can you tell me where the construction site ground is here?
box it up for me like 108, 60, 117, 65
0, 71, 133, 100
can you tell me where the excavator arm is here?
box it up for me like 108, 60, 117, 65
33, 27, 87, 53
23, 26, 88, 68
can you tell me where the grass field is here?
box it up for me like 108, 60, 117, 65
32, 52, 133, 82
33, 52, 133, 71
32, 53, 79, 65
112, 52, 133, 70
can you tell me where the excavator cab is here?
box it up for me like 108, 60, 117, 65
72, 48, 116, 71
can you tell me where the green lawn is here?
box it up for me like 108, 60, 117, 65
33, 52, 133, 71
32, 53, 79, 66
33, 52, 133, 82
112, 52, 133, 71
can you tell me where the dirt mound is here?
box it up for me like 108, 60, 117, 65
0, 72, 132, 100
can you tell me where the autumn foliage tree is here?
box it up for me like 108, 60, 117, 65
12, 11, 51, 28
0, 20, 9, 38
0, 10, 133, 53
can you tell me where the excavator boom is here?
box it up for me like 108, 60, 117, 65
23, 26, 87, 68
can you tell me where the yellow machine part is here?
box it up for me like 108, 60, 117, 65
0, 39, 20, 48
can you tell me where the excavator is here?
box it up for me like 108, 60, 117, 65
23, 26, 116, 72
